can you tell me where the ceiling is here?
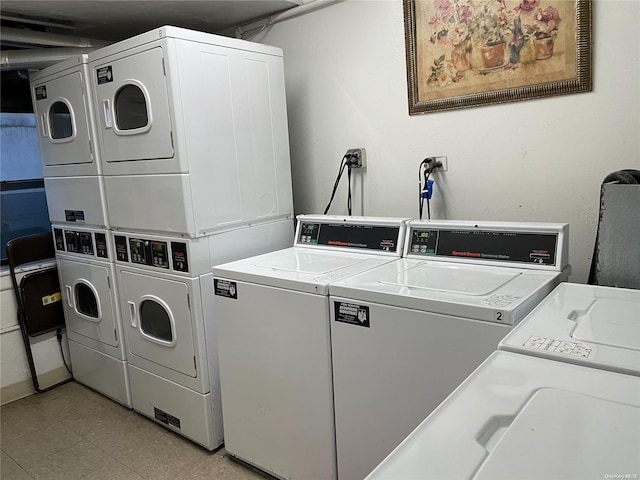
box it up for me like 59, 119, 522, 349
0, 0, 306, 112
0, 0, 303, 44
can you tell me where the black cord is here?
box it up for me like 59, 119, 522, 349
424, 168, 433, 220
418, 158, 430, 220
57, 329, 73, 375
323, 155, 348, 215
347, 164, 353, 216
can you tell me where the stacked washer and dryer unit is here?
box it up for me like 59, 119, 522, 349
33, 26, 295, 450
30, 55, 131, 408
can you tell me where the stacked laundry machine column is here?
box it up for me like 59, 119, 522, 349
30, 56, 132, 407
87, 26, 295, 450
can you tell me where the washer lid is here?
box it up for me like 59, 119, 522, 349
330, 259, 561, 325
379, 263, 521, 296
499, 283, 640, 376
366, 351, 640, 480
213, 247, 395, 295
572, 297, 640, 350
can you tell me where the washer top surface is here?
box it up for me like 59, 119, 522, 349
330, 258, 564, 325
499, 283, 640, 376
213, 247, 396, 295
213, 215, 408, 295
366, 351, 640, 480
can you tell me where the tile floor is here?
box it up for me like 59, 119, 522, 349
0, 381, 263, 480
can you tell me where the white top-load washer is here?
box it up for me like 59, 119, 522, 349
88, 26, 293, 237
366, 351, 640, 480
30, 55, 109, 228
212, 215, 409, 480
328, 220, 570, 480
114, 218, 293, 450
499, 283, 640, 376
52, 224, 130, 406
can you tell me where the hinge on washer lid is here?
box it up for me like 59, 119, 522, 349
114, 328, 118, 341
162, 57, 166, 75
193, 356, 196, 370
107, 275, 110, 289
187, 293, 190, 310
170, 131, 174, 148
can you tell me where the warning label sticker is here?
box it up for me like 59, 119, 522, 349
35, 86, 47, 100
96, 66, 113, 84
334, 301, 370, 328
214, 279, 237, 299
42, 292, 62, 306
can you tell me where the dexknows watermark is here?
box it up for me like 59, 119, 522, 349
604, 474, 638, 479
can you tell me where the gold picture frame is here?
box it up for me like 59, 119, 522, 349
403, 0, 592, 114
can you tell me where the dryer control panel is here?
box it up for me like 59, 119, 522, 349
54, 227, 109, 259
113, 235, 189, 273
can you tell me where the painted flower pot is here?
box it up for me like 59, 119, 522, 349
534, 37, 555, 60
481, 42, 506, 69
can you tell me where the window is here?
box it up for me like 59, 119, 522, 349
139, 300, 173, 342
114, 84, 148, 130
49, 101, 73, 139
1, 113, 50, 266
75, 283, 99, 318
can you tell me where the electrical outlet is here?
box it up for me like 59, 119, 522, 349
433, 156, 447, 171
346, 148, 366, 169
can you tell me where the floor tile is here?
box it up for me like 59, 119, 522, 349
22, 441, 112, 480
0, 402, 58, 446
78, 459, 144, 480
2, 421, 81, 467
62, 404, 167, 458
37, 382, 106, 420
116, 430, 211, 480
176, 449, 265, 480
0, 451, 34, 480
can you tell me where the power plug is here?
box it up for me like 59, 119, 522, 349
345, 148, 366, 168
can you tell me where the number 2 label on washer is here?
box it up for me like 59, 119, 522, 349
496, 311, 503, 322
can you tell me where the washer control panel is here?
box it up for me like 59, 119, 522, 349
408, 227, 558, 265
113, 235, 189, 273
297, 221, 401, 253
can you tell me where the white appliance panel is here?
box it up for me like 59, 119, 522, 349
92, 46, 174, 164
104, 174, 194, 235
30, 57, 98, 177
128, 364, 221, 450
58, 257, 119, 349
44, 176, 109, 228
119, 270, 197, 377
330, 298, 511, 480
499, 283, 640, 375
217, 282, 336, 479
68, 340, 131, 407
366, 351, 640, 480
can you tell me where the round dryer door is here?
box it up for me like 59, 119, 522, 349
58, 258, 118, 347
119, 270, 197, 378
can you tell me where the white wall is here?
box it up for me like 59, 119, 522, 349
257, 0, 640, 282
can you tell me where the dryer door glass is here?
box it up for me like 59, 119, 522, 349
49, 101, 73, 139
139, 299, 172, 342
75, 283, 99, 318
114, 84, 148, 130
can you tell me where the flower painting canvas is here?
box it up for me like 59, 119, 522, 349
403, 0, 592, 114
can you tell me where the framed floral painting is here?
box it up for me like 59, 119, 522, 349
403, 0, 592, 114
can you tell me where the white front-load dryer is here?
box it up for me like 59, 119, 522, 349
499, 282, 640, 375
113, 218, 294, 450
53, 225, 130, 406
31, 55, 109, 228
328, 220, 571, 480
88, 26, 293, 237
212, 215, 409, 480
366, 351, 640, 480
